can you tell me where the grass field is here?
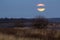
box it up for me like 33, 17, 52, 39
0, 28, 60, 40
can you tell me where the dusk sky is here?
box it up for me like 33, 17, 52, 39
0, 0, 60, 18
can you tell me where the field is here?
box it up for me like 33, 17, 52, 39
0, 28, 60, 40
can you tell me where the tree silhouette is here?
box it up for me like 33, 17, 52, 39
32, 16, 48, 29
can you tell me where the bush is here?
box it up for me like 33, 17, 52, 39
15, 20, 25, 27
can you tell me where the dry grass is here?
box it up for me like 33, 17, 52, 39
0, 28, 60, 40
0, 33, 40, 40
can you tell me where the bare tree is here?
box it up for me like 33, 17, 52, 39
32, 16, 48, 29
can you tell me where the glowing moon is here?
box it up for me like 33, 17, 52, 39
37, 8, 45, 12
37, 3, 45, 6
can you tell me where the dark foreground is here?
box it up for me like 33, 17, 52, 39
0, 28, 60, 40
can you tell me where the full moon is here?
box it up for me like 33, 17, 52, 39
37, 8, 45, 12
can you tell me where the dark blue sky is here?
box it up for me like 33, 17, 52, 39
0, 0, 60, 18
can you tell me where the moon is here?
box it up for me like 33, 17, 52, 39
37, 3, 45, 6
37, 8, 45, 12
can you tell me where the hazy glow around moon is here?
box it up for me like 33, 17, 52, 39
37, 8, 45, 12
37, 3, 45, 6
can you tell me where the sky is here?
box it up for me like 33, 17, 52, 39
0, 0, 60, 18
